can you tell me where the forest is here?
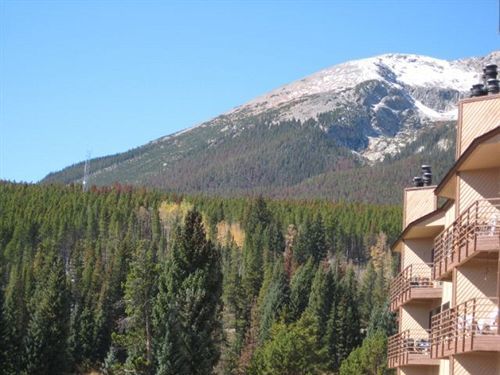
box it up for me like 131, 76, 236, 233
42, 112, 456, 206
0, 182, 401, 374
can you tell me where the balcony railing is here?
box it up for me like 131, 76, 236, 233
433, 198, 500, 280
390, 263, 441, 311
430, 297, 500, 358
388, 329, 434, 368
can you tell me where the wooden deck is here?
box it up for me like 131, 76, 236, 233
431, 334, 500, 359
433, 198, 500, 280
433, 233, 499, 281
388, 352, 440, 368
390, 263, 441, 312
391, 286, 443, 311
430, 297, 500, 359
388, 329, 439, 369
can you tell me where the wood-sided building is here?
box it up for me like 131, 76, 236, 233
387, 87, 500, 375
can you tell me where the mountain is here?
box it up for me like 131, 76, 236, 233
42, 51, 500, 203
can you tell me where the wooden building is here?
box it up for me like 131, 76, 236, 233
387, 89, 500, 375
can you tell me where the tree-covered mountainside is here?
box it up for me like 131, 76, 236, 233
0, 182, 400, 374
42, 116, 361, 194
43, 118, 456, 204
279, 121, 456, 203
41, 52, 499, 203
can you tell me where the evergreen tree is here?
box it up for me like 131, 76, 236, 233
289, 258, 316, 321
0, 183, 402, 373
92, 280, 114, 363
153, 210, 223, 375
366, 301, 396, 338
266, 220, 285, 255
311, 215, 327, 263
330, 267, 361, 371
306, 264, 336, 340
339, 330, 388, 375
156, 304, 189, 375
120, 240, 158, 373
359, 260, 377, 325
69, 303, 95, 369
2, 263, 27, 374
24, 250, 70, 374
242, 225, 265, 299
243, 196, 271, 232
293, 216, 314, 265
248, 313, 328, 375
258, 260, 290, 342
293, 215, 326, 264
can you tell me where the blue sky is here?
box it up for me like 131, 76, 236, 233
1, 0, 499, 182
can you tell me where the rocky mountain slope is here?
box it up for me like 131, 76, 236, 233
42, 51, 500, 203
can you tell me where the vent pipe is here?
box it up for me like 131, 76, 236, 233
413, 176, 424, 187
484, 64, 498, 80
421, 165, 432, 174
471, 84, 487, 97
421, 165, 432, 186
471, 65, 498, 97
423, 173, 433, 186
487, 79, 499, 94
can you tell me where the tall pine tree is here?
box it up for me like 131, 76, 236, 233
330, 267, 361, 371
258, 259, 290, 342
24, 249, 71, 374
153, 210, 223, 375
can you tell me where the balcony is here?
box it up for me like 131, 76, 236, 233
388, 329, 438, 368
433, 199, 500, 281
390, 263, 442, 312
430, 298, 500, 358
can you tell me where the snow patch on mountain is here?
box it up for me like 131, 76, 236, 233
379, 54, 480, 90
363, 130, 418, 162
155, 51, 498, 162
229, 53, 483, 118
414, 100, 457, 121
437, 138, 451, 151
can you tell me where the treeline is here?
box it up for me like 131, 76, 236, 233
0, 182, 400, 374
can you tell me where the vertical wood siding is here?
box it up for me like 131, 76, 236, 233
459, 97, 500, 157
455, 260, 498, 305
405, 188, 437, 227
445, 202, 456, 227
402, 239, 434, 271
401, 304, 433, 331
458, 168, 500, 214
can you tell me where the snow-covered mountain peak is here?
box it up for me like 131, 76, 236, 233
217, 51, 498, 162
45, 51, 500, 197
230, 52, 487, 118
373, 53, 480, 90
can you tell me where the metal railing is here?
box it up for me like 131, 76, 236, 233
433, 198, 500, 278
390, 263, 438, 309
430, 297, 499, 356
388, 329, 432, 367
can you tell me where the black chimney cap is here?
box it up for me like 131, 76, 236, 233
471, 84, 487, 97
422, 172, 433, 186
484, 64, 498, 72
487, 79, 499, 95
484, 65, 498, 80
413, 176, 424, 187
